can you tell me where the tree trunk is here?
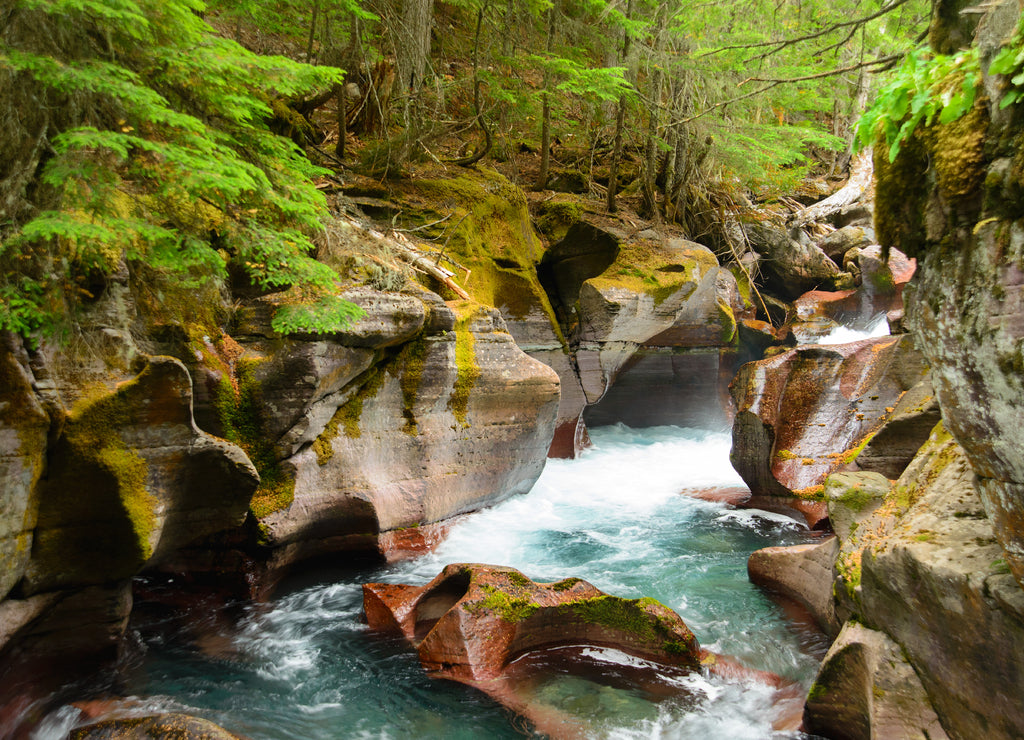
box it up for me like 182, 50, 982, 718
640, 2, 667, 221
535, 6, 556, 190
393, 0, 435, 161
306, 0, 320, 62
788, 150, 873, 228
606, 0, 633, 213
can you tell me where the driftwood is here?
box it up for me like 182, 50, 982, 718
389, 231, 471, 300
788, 150, 873, 228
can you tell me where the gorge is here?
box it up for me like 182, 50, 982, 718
3, 0, 1024, 737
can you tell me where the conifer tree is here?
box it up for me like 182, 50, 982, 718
0, 0, 362, 339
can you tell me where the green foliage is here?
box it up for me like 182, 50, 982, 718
855, 47, 981, 161
0, 0, 362, 340
988, 16, 1024, 108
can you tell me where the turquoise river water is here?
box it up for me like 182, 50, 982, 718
37, 425, 828, 739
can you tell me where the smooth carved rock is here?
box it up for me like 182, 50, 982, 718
748, 537, 841, 636
573, 246, 741, 427
823, 422, 1024, 739
729, 335, 928, 497
854, 379, 940, 479
0, 334, 50, 601
23, 357, 259, 594
70, 712, 243, 739
803, 622, 948, 740
260, 308, 560, 567
362, 563, 702, 683
3, 583, 132, 661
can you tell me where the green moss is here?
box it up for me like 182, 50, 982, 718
505, 570, 532, 588
448, 311, 482, 427
558, 595, 693, 656
535, 199, 584, 242
991, 558, 1012, 575
932, 101, 988, 204
586, 238, 717, 306
467, 584, 540, 623
312, 365, 386, 464
213, 358, 294, 519
32, 376, 160, 577
551, 577, 583, 592
806, 680, 829, 703
874, 134, 931, 258
717, 299, 737, 344
914, 531, 935, 542
67, 381, 157, 559
836, 550, 863, 599
839, 430, 878, 466
96, 446, 154, 555
776, 448, 798, 460
396, 336, 429, 436
249, 475, 296, 520
391, 168, 562, 337
836, 482, 877, 513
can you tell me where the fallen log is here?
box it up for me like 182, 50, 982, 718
788, 150, 873, 228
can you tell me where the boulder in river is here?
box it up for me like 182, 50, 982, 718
70, 712, 243, 739
363, 563, 701, 682
729, 335, 929, 498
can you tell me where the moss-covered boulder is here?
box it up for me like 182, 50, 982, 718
23, 357, 258, 594
363, 562, 701, 682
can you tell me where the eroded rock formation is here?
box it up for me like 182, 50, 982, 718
729, 335, 929, 498
363, 563, 701, 681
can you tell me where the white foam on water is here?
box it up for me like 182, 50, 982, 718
60, 424, 820, 740
810, 313, 890, 345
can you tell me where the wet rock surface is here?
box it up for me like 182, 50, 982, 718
363, 563, 702, 682
729, 335, 928, 498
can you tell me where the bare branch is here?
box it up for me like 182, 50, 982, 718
739, 53, 901, 85
696, 0, 913, 59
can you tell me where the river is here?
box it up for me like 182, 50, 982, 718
36, 424, 828, 739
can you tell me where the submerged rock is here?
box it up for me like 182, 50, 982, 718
362, 563, 701, 682
70, 712, 243, 739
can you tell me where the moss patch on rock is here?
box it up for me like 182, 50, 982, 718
448, 305, 483, 427
388, 167, 561, 334
312, 364, 386, 464
213, 357, 294, 520
587, 238, 717, 306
